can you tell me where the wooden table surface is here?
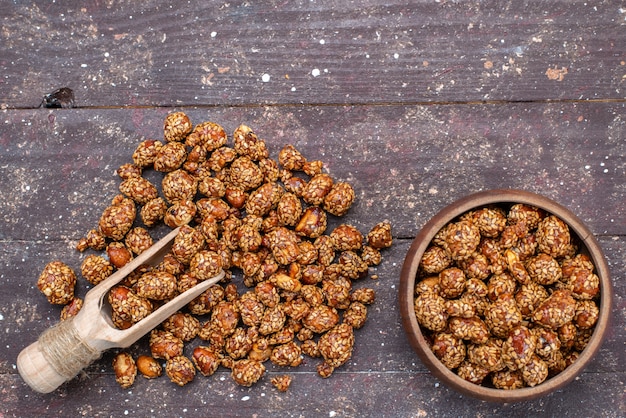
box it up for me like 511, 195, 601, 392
1, 1, 624, 417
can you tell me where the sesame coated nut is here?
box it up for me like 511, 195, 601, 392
166, 355, 196, 386
231, 359, 266, 387
37, 261, 77, 305
113, 352, 137, 389
81, 255, 113, 285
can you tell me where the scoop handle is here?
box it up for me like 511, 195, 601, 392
17, 318, 102, 393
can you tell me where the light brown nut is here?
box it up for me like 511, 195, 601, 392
231, 359, 266, 387
259, 157, 280, 182
124, 227, 154, 256
536, 215, 572, 258
271, 375, 292, 392
318, 323, 354, 368
164, 199, 197, 228
37, 261, 77, 305
119, 176, 158, 205
302, 173, 333, 206
210, 301, 240, 337
314, 235, 335, 266
267, 227, 301, 265
303, 160, 323, 176
107, 242, 133, 269
444, 298, 476, 318
224, 185, 248, 209
533, 327, 561, 358
483, 294, 522, 338
189, 250, 222, 281
171, 225, 205, 265
113, 352, 137, 389
449, 316, 490, 344
108, 286, 153, 326
192, 346, 222, 377
442, 221, 480, 261
323, 182, 355, 216
259, 305, 287, 336
278, 144, 307, 171
502, 325, 537, 369
271, 341, 303, 367
81, 255, 113, 285
233, 124, 269, 160
574, 300, 600, 329
420, 246, 451, 275
438, 267, 466, 299
467, 339, 505, 372
366, 221, 393, 249
255, 281, 281, 308
532, 289, 576, 329
432, 332, 466, 369
504, 249, 531, 284
271, 272, 302, 293
526, 253, 562, 285
413, 292, 448, 332
360, 245, 382, 266
471, 207, 507, 238
163, 312, 201, 342
150, 330, 184, 360
140, 197, 168, 227
154, 141, 187, 172
487, 273, 516, 302
322, 278, 352, 310
508, 204, 545, 229
520, 355, 549, 387
98, 195, 136, 240
277, 192, 303, 227
229, 156, 264, 191
136, 355, 162, 379
456, 360, 490, 385
566, 268, 600, 300
188, 284, 225, 315
330, 224, 363, 252
303, 304, 340, 334
351, 287, 376, 305
515, 282, 549, 318
60, 297, 83, 321
133, 139, 163, 168
317, 362, 335, 378
135, 271, 177, 300
166, 355, 196, 386
164, 112, 192, 142
198, 176, 226, 198
225, 327, 253, 359
344, 301, 368, 329
458, 253, 490, 281
237, 292, 265, 327
162, 169, 198, 204
491, 369, 525, 390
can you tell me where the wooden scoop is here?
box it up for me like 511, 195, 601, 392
17, 226, 225, 394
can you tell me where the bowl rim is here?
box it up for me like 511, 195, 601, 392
398, 189, 612, 402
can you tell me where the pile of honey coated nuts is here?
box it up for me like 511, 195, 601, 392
36, 112, 393, 391
414, 204, 600, 389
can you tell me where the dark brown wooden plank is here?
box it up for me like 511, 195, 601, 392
2, 102, 624, 243
1, 0, 624, 108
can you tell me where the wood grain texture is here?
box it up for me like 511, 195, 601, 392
1, 0, 625, 416
1, 0, 624, 108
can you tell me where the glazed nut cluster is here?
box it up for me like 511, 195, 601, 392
413, 204, 601, 389
39, 112, 393, 390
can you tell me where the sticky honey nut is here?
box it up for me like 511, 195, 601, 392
165, 355, 196, 386
136, 355, 162, 379
192, 346, 222, 376
113, 352, 137, 389
37, 261, 77, 305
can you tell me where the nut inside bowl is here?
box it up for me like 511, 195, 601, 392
399, 189, 612, 402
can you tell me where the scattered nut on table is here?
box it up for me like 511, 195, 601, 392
36, 112, 394, 390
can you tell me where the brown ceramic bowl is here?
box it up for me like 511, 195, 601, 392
399, 189, 612, 402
